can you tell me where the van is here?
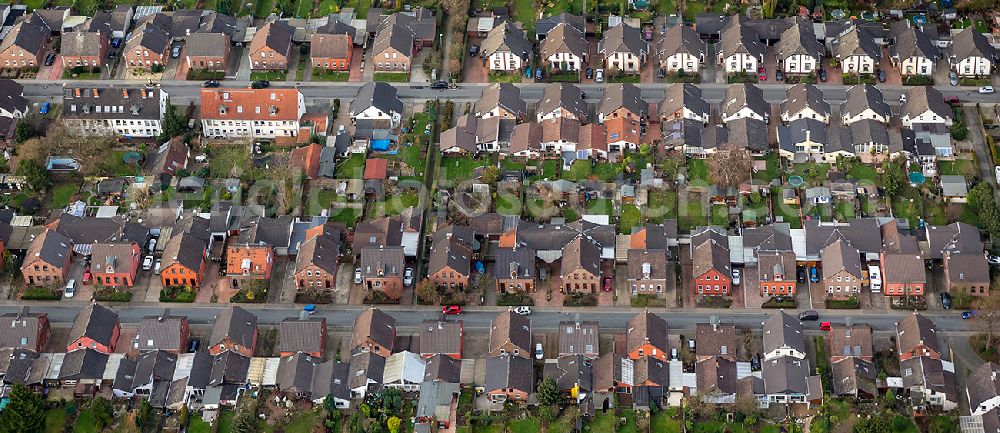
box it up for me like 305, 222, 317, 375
868, 265, 882, 293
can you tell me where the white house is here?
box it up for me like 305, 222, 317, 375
0, 79, 28, 119
900, 87, 953, 128
968, 363, 1000, 416
762, 311, 807, 361
890, 24, 939, 76
540, 23, 588, 73
63, 86, 167, 138
841, 84, 891, 125
349, 82, 403, 128
199, 88, 305, 139
775, 18, 824, 75
780, 83, 830, 124
656, 25, 703, 73
718, 16, 764, 73
481, 22, 532, 72
950, 27, 997, 77
833, 26, 881, 75
721, 84, 769, 124
382, 351, 426, 392
599, 23, 649, 73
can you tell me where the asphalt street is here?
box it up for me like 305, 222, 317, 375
18, 80, 1000, 106
1, 302, 974, 334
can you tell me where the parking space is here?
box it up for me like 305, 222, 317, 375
37, 51, 62, 80
742, 265, 767, 308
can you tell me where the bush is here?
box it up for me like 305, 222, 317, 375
762, 297, 797, 308
151, 64, 165, 73
159, 285, 196, 302
951, 123, 969, 141
93, 287, 132, 302
902, 75, 934, 86
825, 296, 860, 309
563, 293, 596, 306
22, 286, 61, 300
497, 292, 534, 306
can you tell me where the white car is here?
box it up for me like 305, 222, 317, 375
534, 343, 544, 360
64, 279, 76, 298
899, 93, 907, 104
988, 254, 1000, 265
353, 268, 362, 284
403, 267, 414, 287
142, 255, 154, 270
154, 258, 162, 274
512, 306, 532, 316
732, 269, 741, 286
995, 166, 1000, 185
594, 69, 604, 83
979, 86, 995, 95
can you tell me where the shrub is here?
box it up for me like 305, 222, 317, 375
159, 285, 196, 302
93, 287, 132, 302
22, 287, 60, 300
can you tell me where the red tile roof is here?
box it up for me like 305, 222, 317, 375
290, 143, 323, 179
363, 158, 389, 180
199, 88, 301, 122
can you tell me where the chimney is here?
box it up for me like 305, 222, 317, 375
804, 128, 811, 143
15, 306, 28, 320
158, 308, 170, 322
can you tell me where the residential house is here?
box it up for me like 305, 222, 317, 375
67, 303, 120, 354
775, 18, 824, 75
890, 24, 939, 76
777, 118, 832, 162
21, 229, 72, 287
428, 226, 475, 290
780, 84, 830, 124
558, 321, 599, 358
382, 351, 426, 391
536, 83, 588, 122
831, 356, 877, 400
543, 354, 593, 400
225, 238, 273, 286
656, 25, 702, 73
159, 232, 207, 289
834, 26, 881, 74
598, 83, 647, 124
950, 27, 997, 77
600, 23, 649, 73
489, 310, 532, 359
481, 21, 531, 72
829, 324, 873, 363
692, 232, 732, 296
841, 84, 891, 125
416, 381, 460, 432
900, 356, 958, 410
632, 356, 669, 390
535, 13, 585, 41
941, 175, 969, 203
762, 310, 806, 361
626, 312, 668, 361
424, 353, 462, 383
695, 321, 736, 361
90, 242, 140, 287
900, 86, 953, 127
418, 320, 464, 359
485, 354, 533, 403
539, 23, 588, 73
293, 232, 340, 291
60, 31, 109, 69
277, 317, 326, 358
0, 79, 28, 142
199, 88, 306, 139
0, 307, 49, 352
144, 137, 189, 185
184, 32, 230, 72
880, 221, 925, 298
474, 83, 527, 120
59, 348, 110, 387
821, 239, 863, 300
309, 33, 352, 71
248, 20, 293, 70
718, 15, 764, 73
697, 355, 738, 403
506, 122, 544, 158
62, 86, 167, 138
0, 18, 48, 68
275, 352, 323, 399
123, 22, 169, 69
721, 84, 769, 123
133, 310, 189, 353
627, 249, 667, 296
762, 356, 823, 406
757, 252, 797, 296
351, 308, 396, 357
926, 222, 991, 296
967, 363, 1000, 416
348, 352, 385, 399
896, 312, 941, 361
208, 306, 258, 357
660, 83, 710, 124
850, 119, 892, 160
349, 82, 403, 128
495, 245, 536, 293
359, 246, 405, 300
351, 207, 422, 257
560, 236, 601, 294
370, 9, 436, 73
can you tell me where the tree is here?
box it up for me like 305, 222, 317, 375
387, 416, 401, 433
14, 121, 34, 144
481, 165, 500, 185
380, 387, 403, 414
415, 279, 437, 304
853, 414, 891, 433
639, 143, 653, 160
160, 101, 187, 140
91, 397, 114, 430
707, 146, 752, 188
973, 295, 1000, 346
0, 384, 44, 433
929, 416, 959, 433
881, 159, 905, 198
536, 377, 562, 406
15, 159, 47, 192
538, 405, 557, 424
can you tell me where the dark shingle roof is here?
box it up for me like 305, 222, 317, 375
135, 310, 187, 352
833, 26, 881, 61
418, 320, 463, 357
423, 353, 461, 382
722, 84, 768, 119
600, 23, 648, 56
68, 303, 119, 349
762, 310, 804, 355
209, 306, 257, 350
719, 15, 764, 61
821, 239, 862, 280
896, 312, 940, 356
626, 312, 667, 355
901, 86, 952, 122
660, 83, 709, 119
0, 307, 47, 350
696, 356, 737, 395
485, 354, 533, 393
295, 233, 340, 275
209, 351, 251, 385
490, 310, 532, 355
775, 17, 823, 60
540, 23, 588, 61
350, 82, 403, 118
536, 83, 588, 122
841, 84, 891, 122
695, 322, 736, 358
59, 348, 109, 380
890, 25, 939, 61
277, 317, 326, 355
781, 84, 830, 119
656, 25, 700, 59
968, 363, 1000, 410
598, 83, 646, 120
475, 83, 526, 119
481, 21, 531, 61
951, 27, 998, 63
831, 357, 876, 397
351, 308, 396, 353
160, 232, 206, 274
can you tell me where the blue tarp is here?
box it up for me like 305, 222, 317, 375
371, 139, 391, 151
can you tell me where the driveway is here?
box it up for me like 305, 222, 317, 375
966, 106, 994, 185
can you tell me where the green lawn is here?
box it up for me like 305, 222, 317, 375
329, 207, 360, 227
939, 158, 976, 177
496, 194, 522, 216
656, 0, 678, 14
253, 0, 275, 18
792, 163, 832, 185
217, 410, 236, 433
312, 69, 349, 82
372, 192, 419, 216
619, 204, 643, 234
209, 145, 252, 178
562, 160, 593, 181
74, 409, 100, 433
834, 200, 856, 221
587, 413, 616, 432
619, 410, 639, 433
692, 421, 749, 433
509, 419, 540, 433
533, 160, 560, 180
711, 204, 729, 226
753, 153, 780, 181
847, 164, 877, 182
263, 410, 318, 433
250, 70, 287, 81
295, 0, 313, 17
336, 154, 366, 179
593, 162, 621, 182
316, 0, 339, 15
511, 0, 536, 35
189, 416, 213, 433
892, 190, 923, 228
647, 189, 678, 223
680, 198, 709, 230
44, 408, 68, 433
587, 198, 613, 215
439, 156, 495, 181
103, 150, 141, 176
346, 0, 372, 18
688, 158, 709, 183
49, 183, 78, 209
771, 188, 802, 229
394, 141, 425, 176
374, 72, 409, 82
651, 408, 681, 433
502, 159, 527, 172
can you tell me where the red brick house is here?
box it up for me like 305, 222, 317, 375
277, 317, 326, 358
895, 312, 941, 361
183, 33, 230, 72
0, 19, 48, 69
123, 22, 169, 69
756, 251, 796, 296
692, 235, 732, 296
21, 229, 73, 288
67, 303, 120, 354
626, 312, 668, 361
160, 232, 207, 289
91, 242, 141, 287
428, 226, 475, 290
61, 31, 109, 69
351, 308, 396, 357
359, 246, 405, 300
309, 33, 352, 71
248, 20, 293, 71
881, 220, 926, 297
208, 306, 258, 357
293, 233, 340, 291
821, 239, 863, 300
560, 236, 602, 294
0, 307, 50, 352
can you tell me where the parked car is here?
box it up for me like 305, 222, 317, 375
468, 44, 479, 57
513, 306, 531, 315
44, 53, 55, 66
657, 68, 666, 78
979, 86, 995, 94
809, 266, 818, 283
535, 68, 542, 80
39, 102, 49, 114
535, 343, 544, 360
147, 238, 157, 253
154, 258, 162, 274
876, 68, 886, 82
442, 305, 462, 315
171, 44, 182, 58
525, 66, 532, 78
963, 311, 977, 320
108, 50, 116, 59
602, 276, 613, 292
203, 80, 221, 88
594, 69, 604, 83
430, 80, 449, 90
403, 267, 413, 287
249, 80, 270, 89
775, 70, 783, 81
945, 95, 960, 105
585, 68, 593, 80
142, 255, 154, 270
353, 268, 362, 284
820, 322, 832, 331
82, 270, 91, 284
750, 353, 761, 371
796, 267, 807, 283
899, 93, 907, 104
732, 269, 741, 286
949, 71, 958, 86
187, 338, 201, 353
816, 69, 827, 82
940, 292, 952, 309
64, 279, 76, 298
758, 67, 766, 81
987, 254, 1000, 265
799, 310, 819, 321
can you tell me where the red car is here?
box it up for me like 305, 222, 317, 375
82, 271, 91, 284
820, 321, 832, 331
602, 276, 613, 292
442, 305, 462, 315
945, 96, 960, 105
758, 67, 767, 81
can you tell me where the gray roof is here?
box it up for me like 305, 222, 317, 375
560, 236, 600, 278
536, 83, 588, 122
423, 353, 461, 383
160, 232, 206, 274
350, 82, 403, 118
124, 22, 169, 55
951, 27, 998, 63
359, 246, 405, 278
849, 118, 890, 148
941, 175, 969, 197
351, 308, 396, 353
634, 355, 669, 386
600, 23, 648, 56
348, 351, 385, 391
841, 84, 891, 121
0, 18, 47, 56
276, 352, 321, 393
821, 239, 862, 280
61, 31, 106, 57
416, 381, 460, 419
626, 312, 668, 356
187, 351, 214, 389
890, 24, 939, 61
781, 84, 830, 119
656, 24, 700, 59
762, 356, 814, 394
775, 18, 823, 60
719, 15, 764, 61
251, 20, 293, 55
831, 357, 877, 397
0, 79, 27, 114
558, 321, 599, 356
896, 312, 940, 357
926, 222, 983, 260
779, 118, 827, 152
902, 86, 952, 122
209, 351, 250, 385
660, 83, 709, 119
319, 360, 352, 401
209, 306, 257, 350
540, 23, 588, 61
803, 218, 883, 257
485, 354, 534, 393
833, 26, 881, 61
475, 83, 526, 119
535, 13, 585, 37
696, 356, 738, 395
0, 307, 47, 351
59, 348, 109, 380
133, 350, 177, 388
68, 303, 119, 349
277, 318, 326, 355
725, 118, 769, 153
543, 354, 593, 391
900, 356, 957, 403
62, 86, 164, 122
295, 233, 340, 275
418, 321, 463, 357
490, 310, 532, 355
481, 21, 531, 61
135, 310, 187, 352
598, 83, 646, 120
722, 84, 769, 119
113, 357, 137, 391
495, 246, 536, 280
968, 363, 1000, 410
184, 32, 228, 57
236, 216, 293, 247
762, 310, 804, 355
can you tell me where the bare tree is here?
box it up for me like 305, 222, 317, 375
973, 294, 1000, 346
707, 146, 752, 188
